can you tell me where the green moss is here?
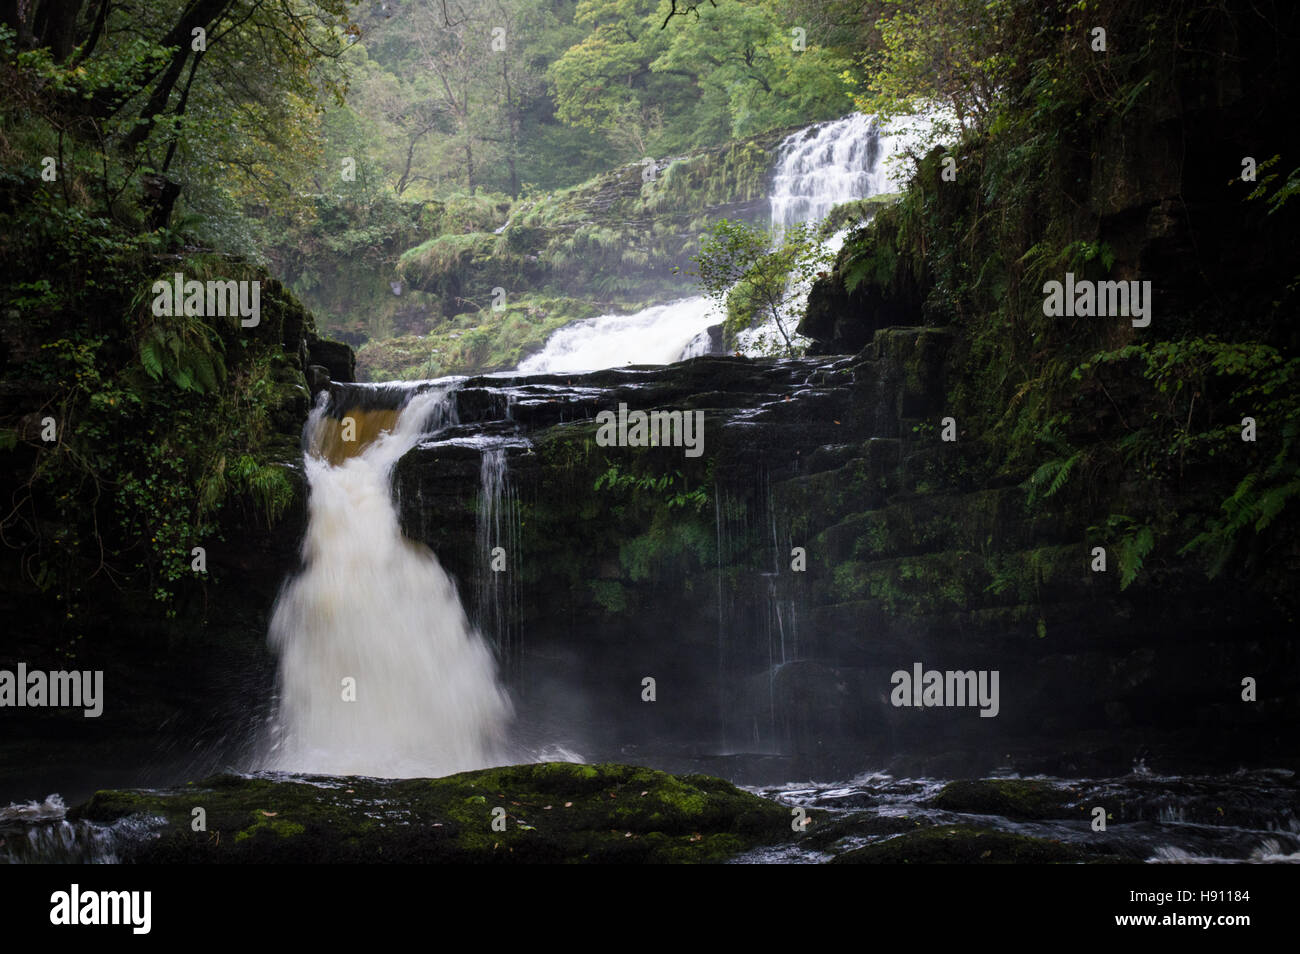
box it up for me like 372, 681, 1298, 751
588, 579, 629, 615
234, 812, 307, 841
835, 551, 983, 614
69, 762, 794, 864
398, 232, 506, 285
817, 194, 901, 239
928, 779, 1080, 820
355, 294, 599, 379
392, 127, 789, 314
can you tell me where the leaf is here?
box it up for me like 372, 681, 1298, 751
189, 351, 218, 395
1118, 526, 1154, 590
139, 339, 164, 380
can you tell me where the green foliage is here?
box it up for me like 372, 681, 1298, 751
355, 295, 599, 380
550, 0, 852, 159
1089, 515, 1154, 591
588, 457, 715, 585
1067, 336, 1300, 583
594, 462, 709, 513
1, 187, 309, 615
847, 0, 1020, 137
388, 126, 789, 328
1026, 451, 1082, 507
134, 307, 227, 395
692, 219, 831, 354
812, 0, 1300, 607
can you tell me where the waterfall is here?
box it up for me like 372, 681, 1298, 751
263, 387, 512, 778
769, 112, 886, 234
516, 298, 721, 374
516, 113, 904, 373
475, 446, 522, 679
736, 114, 912, 352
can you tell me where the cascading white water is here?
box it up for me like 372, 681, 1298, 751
516, 298, 721, 374
263, 388, 512, 778
515, 113, 907, 373
737, 113, 937, 352
769, 112, 885, 233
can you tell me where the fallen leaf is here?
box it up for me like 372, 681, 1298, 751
640, 791, 648, 797
260, 811, 278, 817
564, 801, 573, 807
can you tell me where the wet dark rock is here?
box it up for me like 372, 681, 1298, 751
379, 321, 1298, 782
71, 762, 794, 864
830, 825, 1133, 864
306, 336, 356, 383
928, 779, 1082, 820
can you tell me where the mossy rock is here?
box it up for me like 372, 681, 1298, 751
927, 779, 1081, 820
830, 825, 1130, 864
70, 762, 794, 864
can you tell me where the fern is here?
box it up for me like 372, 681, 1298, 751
140, 337, 165, 380
1026, 450, 1081, 506
1117, 526, 1154, 590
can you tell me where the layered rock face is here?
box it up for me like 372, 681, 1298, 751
362, 329, 1295, 784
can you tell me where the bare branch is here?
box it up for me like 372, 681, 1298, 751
661, 0, 716, 30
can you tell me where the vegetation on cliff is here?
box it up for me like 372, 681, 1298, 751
0, 3, 353, 628
805, 0, 1300, 604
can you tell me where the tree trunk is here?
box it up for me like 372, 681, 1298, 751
83, 0, 232, 125
36, 0, 82, 62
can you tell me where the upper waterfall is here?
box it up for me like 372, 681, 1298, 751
769, 112, 886, 232
514, 113, 904, 375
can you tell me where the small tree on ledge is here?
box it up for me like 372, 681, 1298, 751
691, 219, 832, 356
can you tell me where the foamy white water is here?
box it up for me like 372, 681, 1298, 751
517, 297, 720, 373
518, 112, 924, 371
264, 389, 512, 777
769, 112, 885, 233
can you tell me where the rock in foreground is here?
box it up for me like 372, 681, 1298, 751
70, 762, 794, 863
830, 825, 1133, 864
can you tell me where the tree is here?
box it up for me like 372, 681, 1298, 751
550, 0, 853, 157
848, 0, 1019, 135
693, 219, 832, 354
